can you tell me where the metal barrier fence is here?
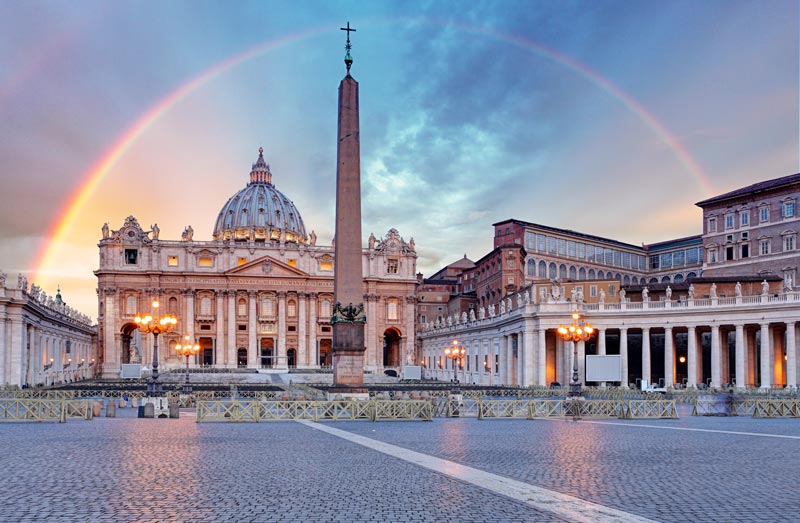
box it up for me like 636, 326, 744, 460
448, 398, 676, 420
622, 400, 679, 419
0, 399, 95, 422
752, 399, 800, 418
196, 400, 433, 422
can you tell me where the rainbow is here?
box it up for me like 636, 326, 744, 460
33, 18, 712, 286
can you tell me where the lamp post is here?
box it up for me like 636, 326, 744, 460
557, 311, 595, 397
444, 339, 466, 385
134, 298, 178, 396
175, 335, 200, 394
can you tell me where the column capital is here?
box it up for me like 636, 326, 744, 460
247, 290, 258, 298
309, 292, 319, 300
277, 290, 287, 298
297, 291, 308, 299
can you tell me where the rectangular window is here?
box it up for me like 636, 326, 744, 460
784, 236, 796, 251
237, 257, 247, 266
319, 261, 333, 271
741, 244, 749, 258
577, 243, 585, 259
725, 214, 734, 229
168, 255, 178, 267
495, 354, 499, 374
660, 253, 672, 269
649, 256, 660, 270
586, 245, 595, 262
238, 324, 247, 331
198, 256, 213, 267
740, 211, 749, 227
759, 239, 770, 256
672, 250, 684, 267
708, 250, 717, 263
200, 324, 211, 331
613, 250, 622, 267
605, 249, 613, 265
537, 234, 546, 252
420, 315, 426, 323
525, 231, 536, 250
546, 236, 556, 254
608, 285, 616, 296
507, 277, 514, 285
760, 206, 769, 223
726, 246, 735, 261
590, 285, 597, 297
623, 251, 631, 269
708, 217, 717, 233
783, 201, 796, 218
686, 248, 699, 265
387, 259, 399, 273
557, 238, 566, 255
567, 241, 576, 258
124, 249, 138, 265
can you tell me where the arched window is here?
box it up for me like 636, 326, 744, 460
615, 273, 622, 281
387, 299, 398, 321
238, 298, 247, 317
686, 272, 697, 279
673, 274, 684, 283
597, 270, 605, 279
240, 209, 248, 226
661, 276, 671, 283
200, 297, 212, 316
527, 258, 535, 276
538, 260, 547, 278
126, 295, 137, 315
559, 264, 567, 279
623, 275, 630, 285
578, 267, 586, 280
168, 297, 178, 314
321, 299, 331, 318
649, 278, 658, 284
287, 300, 297, 317
548, 263, 557, 279
568, 266, 577, 279
588, 269, 596, 279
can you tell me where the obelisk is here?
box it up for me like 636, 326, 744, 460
331, 22, 366, 387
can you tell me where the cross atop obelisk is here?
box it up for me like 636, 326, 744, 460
331, 21, 366, 389
340, 21, 356, 73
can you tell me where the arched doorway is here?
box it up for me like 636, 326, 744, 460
260, 338, 274, 368
319, 339, 331, 366
120, 323, 141, 364
383, 328, 401, 367
287, 349, 296, 368
237, 348, 248, 368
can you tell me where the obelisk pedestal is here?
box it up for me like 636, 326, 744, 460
331, 23, 367, 393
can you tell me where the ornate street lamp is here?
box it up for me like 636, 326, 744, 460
444, 339, 466, 386
134, 299, 177, 396
557, 311, 595, 397
175, 335, 201, 394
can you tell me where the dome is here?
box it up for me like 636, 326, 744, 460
213, 148, 308, 242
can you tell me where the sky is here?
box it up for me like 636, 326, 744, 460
0, 0, 797, 318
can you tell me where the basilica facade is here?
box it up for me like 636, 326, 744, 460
96, 150, 417, 378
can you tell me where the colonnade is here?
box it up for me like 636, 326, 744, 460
422, 318, 800, 389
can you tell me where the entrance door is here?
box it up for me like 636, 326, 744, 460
260, 338, 274, 368
200, 337, 214, 366
319, 339, 331, 366
383, 328, 401, 367
287, 349, 296, 368
237, 348, 248, 368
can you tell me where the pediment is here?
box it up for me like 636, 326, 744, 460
224, 255, 308, 277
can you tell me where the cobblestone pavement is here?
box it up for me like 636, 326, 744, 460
2, 408, 798, 522
338, 411, 800, 523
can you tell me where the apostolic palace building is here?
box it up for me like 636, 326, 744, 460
93, 149, 418, 379
419, 172, 800, 390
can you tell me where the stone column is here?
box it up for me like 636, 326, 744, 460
9, 316, 23, 387
785, 321, 796, 388
759, 323, 771, 388
308, 293, 318, 367
103, 288, 118, 378
248, 291, 257, 368
277, 291, 287, 369
536, 328, 546, 387
363, 295, 376, 369
503, 335, 512, 385
746, 327, 757, 386
641, 327, 651, 387
597, 328, 606, 387
734, 324, 746, 389
405, 296, 416, 367
620, 328, 628, 388
297, 292, 308, 368
27, 325, 37, 387
687, 326, 697, 388
184, 291, 195, 347
664, 326, 674, 387
227, 292, 236, 368
0, 316, 6, 387
215, 291, 225, 367
577, 340, 586, 386
523, 325, 534, 386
